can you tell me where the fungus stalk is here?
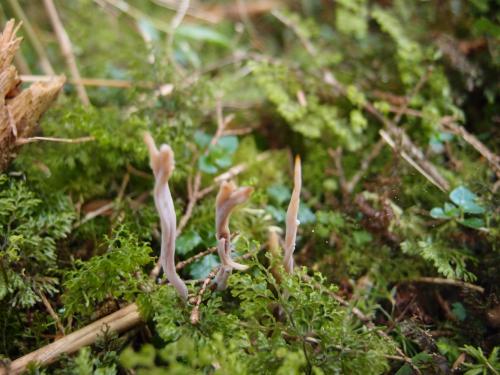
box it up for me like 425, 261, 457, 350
283, 155, 302, 273
144, 132, 188, 301
213, 181, 252, 290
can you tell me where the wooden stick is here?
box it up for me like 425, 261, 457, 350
20, 74, 157, 89
323, 71, 449, 192
406, 277, 484, 294
6, 0, 55, 75
441, 118, 500, 177
42, 0, 90, 105
4, 304, 141, 375
15, 135, 94, 145
37, 289, 65, 336
189, 269, 217, 324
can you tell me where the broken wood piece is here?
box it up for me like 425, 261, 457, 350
4, 304, 142, 375
0, 19, 65, 172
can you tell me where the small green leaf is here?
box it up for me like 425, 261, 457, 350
176, 25, 231, 47
267, 185, 291, 205
430, 207, 448, 219
353, 230, 372, 245
189, 254, 219, 279
395, 364, 412, 375
194, 131, 211, 148
450, 187, 481, 209
298, 204, 316, 224
176, 231, 202, 255
451, 302, 467, 321
198, 155, 218, 174
443, 202, 460, 217
459, 218, 485, 229
217, 136, 238, 153
214, 153, 233, 169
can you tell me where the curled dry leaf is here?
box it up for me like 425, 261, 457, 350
144, 132, 188, 301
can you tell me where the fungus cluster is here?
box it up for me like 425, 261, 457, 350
145, 133, 302, 300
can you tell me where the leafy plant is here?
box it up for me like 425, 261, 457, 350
461, 345, 500, 375
430, 186, 486, 229
63, 226, 153, 318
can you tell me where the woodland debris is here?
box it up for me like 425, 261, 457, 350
323, 71, 450, 192
3, 304, 141, 375
42, 0, 89, 105
0, 19, 65, 172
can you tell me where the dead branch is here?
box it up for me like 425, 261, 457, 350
406, 277, 484, 294
4, 304, 141, 375
43, 0, 89, 105
176, 246, 217, 270
190, 269, 218, 325
37, 289, 65, 336
345, 139, 385, 193
20, 74, 159, 89
15, 135, 94, 145
6, 0, 55, 75
0, 20, 65, 172
441, 117, 500, 178
302, 275, 422, 375
323, 71, 449, 192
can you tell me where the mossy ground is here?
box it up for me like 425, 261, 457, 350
0, 1, 499, 374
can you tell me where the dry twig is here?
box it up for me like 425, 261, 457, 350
407, 277, 484, 294
323, 71, 449, 192
43, 0, 89, 105
37, 289, 65, 336
15, 135, 94, 145
0, 20, 65, 172
440, 117, 500, 178
4, 304, 141, 375
6, 0, 55, 75
190, 269, 218, 324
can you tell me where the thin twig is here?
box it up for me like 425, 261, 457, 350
5, 304, 141, 375
271, 9, 317, 56
302, 275, 422, 374
37, 289, 65, 336
393, 66, 433, 125
189, 269, 218, 324
20, 75, 158, 89
15, 136, 94, 145
176, 247, 217, 270
43, 0, 90, 105
440, 117, 500, 177
323, 71, 449, 192
73, 202, 114, 229
406, 277, 484, 294
6, 0, 55, 75
345, 139, 385, 193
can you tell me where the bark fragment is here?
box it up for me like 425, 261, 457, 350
0, 19, 65, 172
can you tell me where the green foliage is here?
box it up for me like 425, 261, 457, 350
0, 175, 74, 308
461, 346, 500, 375
2, 0, 498, 373
15, 104, 149, 199
131, 257, 393, 374
401, 238, 476, 282
250, 61, 365, 150
431, 186, 487, 229
63, 226, 153, 318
